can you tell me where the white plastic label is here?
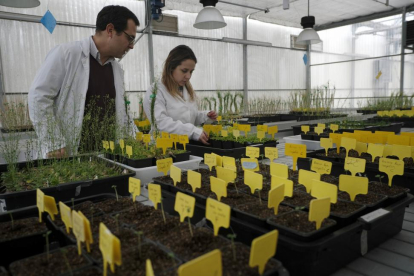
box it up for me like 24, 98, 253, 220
360, 208, 389, 223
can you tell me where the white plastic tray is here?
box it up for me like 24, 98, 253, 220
282, 135, 324, 151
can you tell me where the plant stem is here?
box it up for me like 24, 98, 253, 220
160, 200, 166, 224
188, 217, 193, 237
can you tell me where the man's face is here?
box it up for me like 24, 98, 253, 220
112, 19, 137, 58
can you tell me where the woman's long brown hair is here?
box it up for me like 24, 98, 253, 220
161, 45, 197, 101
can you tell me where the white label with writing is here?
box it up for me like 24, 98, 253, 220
360, 208, 389, 222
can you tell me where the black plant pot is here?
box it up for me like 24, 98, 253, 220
127, 157, 154, 168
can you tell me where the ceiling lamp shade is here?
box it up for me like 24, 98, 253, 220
0, 0, 40, 8
296, 0, 322, 45
194, 0, 227, 30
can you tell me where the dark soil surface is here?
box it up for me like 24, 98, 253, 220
268, 211, 335, 233
338, 192, 387, 206
93, 198, 135, 214
73, 266, 102, 276
9, 246, 89, 276
0, 217, 47, 241
321, 174, 339, 185
368, 181, 409, 197
209, 191, 258, 207
235, 203, 293, 219
282, 191, 315, 208
53, 201, 102, 228
330, 200, 365, 216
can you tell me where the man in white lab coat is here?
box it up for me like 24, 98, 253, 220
28, 5, 139, 158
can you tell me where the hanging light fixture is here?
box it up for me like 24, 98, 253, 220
194, 0, 227, 30
0, 0, 40, 8
296, 0, 321, 45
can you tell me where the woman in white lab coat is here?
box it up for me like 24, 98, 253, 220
143, 45, 217, 144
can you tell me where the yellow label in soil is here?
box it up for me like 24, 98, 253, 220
317, 123, 326, 129
268, 126, 278, 139
146, 259, 155, 276
174, 192, 195, 222
99, 223, 122, 276
78, 211, 93, 253
143, 134, 151, 148
341, 137, 356, 157
233, 129, 240, 140
109, 141, 115, 152
245, 170, 263, 194
216, 166, 236, 185
204, 153, 217, 171
311, 180, 337, 203
156, 158, 173, 176
161, 132, 170, 139
119, 139, 125, 154
257, 131, 266, 141
329, 133, 342, 153
187, 170, 201, 192
129, 178, 141, 201
126, 145, 132, 158
36, 189, 58, 222
367, 143, 384, 162
314, 127, 324, 136
211, 153, 223, 167
59, 202, 72, 234
257, 125, 268, 132
270, 162, 288, 179
156, 138, 173, 155
241, 158, 259, 171
339, 175, 368, 201
221, 130, 228, 137
355, 142, 367, 156
170, 165, 182, 186
102, 140, 109, 150
265, 147, 278, 162
217, 116, 222, 123
301, 125, 310, 134
285, 143, 306, 171
379, 157, 404, 186
320, 138, 333, 156
311, 159, 332, 175
223, 156, 236, 169
271, 176, 293, 197
179, 135, 189, 150
178, 249, 222, 276
344, 157, 366, 176
249, 230, 278, 275
268, 185, 285, 215
239, 124, 251, 136
170, 134, 179, 149
136, 132, 143, 141
72, 210, 85, 255
330, 124, 339, 133
392, 145, 412, 161
298, 169, 320, 193
147, 184, 162, 210
246, 146, 260, 159
203, 125, 212, 135
309, 198, 331, 230
388, 135, 410, 146
206, 198, 231, 236
210, 176, 227, 202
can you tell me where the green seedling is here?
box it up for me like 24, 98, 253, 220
256, 189, 262, 205
112, 185, 119, 201
168, 252, 177, 267
227, 234, 237, 261
375, 174, 385, 185
187, 207, 193, 237
8, 212, 14, 230
134, 230, 144, 258
43, 231, 52, 263
160, 199, 166, 224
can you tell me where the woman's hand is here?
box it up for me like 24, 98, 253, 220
199, 131, 210, 145
207, 110, 218, 120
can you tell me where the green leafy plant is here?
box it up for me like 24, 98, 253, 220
168, 252, 177, 267
375, 174, 385, 185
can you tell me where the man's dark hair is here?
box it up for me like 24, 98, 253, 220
96, 5, 139, 33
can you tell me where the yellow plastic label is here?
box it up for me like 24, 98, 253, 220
246, 146, 260, 159
268, 126, 278, 139
257, 125, 268, 132
222, 156, 236, 169
78, 212, 93, 253
221, 130, 228, 137
339, 175, 368, 201
270, 162, 288, 179
341, 137, 357, 157
245, 170, 263, 194
216, 166, 236, 185
136, 132, 143, 141
301, 125, 310, 134
99, 223, 122, 276
72, 210, 85, 255
320, 138, 333, 156
392, 145, 412, 161
317, 123, 326, 129
126, 145, 133, 158
156, 158, 173, 176
309, 198, 331, 230
233, 129, 240, 140
206, 198, 231, 236
367, 143, 384, 162
178, 249, 222, 276
217, 116, 222, 123
379, 158, 404, 186
170, 165, 182, 186
187, 170, 201, 192
143, 134, 151, 148
174, 192, 195, 222
179, 135, 189, 150
109, 141, 115, 152
257, 131, 266, 141
329, 133, 342, 153
36, 189, 58, 222
59, 202, 72, 234
171, 134, 179, 149
330, 124, 339, 133
239, 124, 251, 136
204, 153, 217, 171
311, 159, 332, 175
311, 180, 337, 203
211, 153, 223, 167
156, 138, 173, 155
161, 131, 170, 139
102, 140, 109, 150
147, 184, 162, 210
271, 176, 293, 197
314, 126, 324, 135
203, 125, 212, 135
298, 169, 320, 193
285, 143, 307, 171
129, 178, 141, 202
210, 176, 227, 202
119, 139, 125, 155
265, 147, 278, 162
241, 158, 259, 171
249, 230, 278, 275
384, 144, 393, 158
388, 135, 410, 146
268, 185, 285, 215
355, 142, 367, 156
146, 259, 155, 276
344, 157, 366, 176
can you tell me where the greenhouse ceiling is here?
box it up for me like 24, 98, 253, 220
163, 0, 414, 29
